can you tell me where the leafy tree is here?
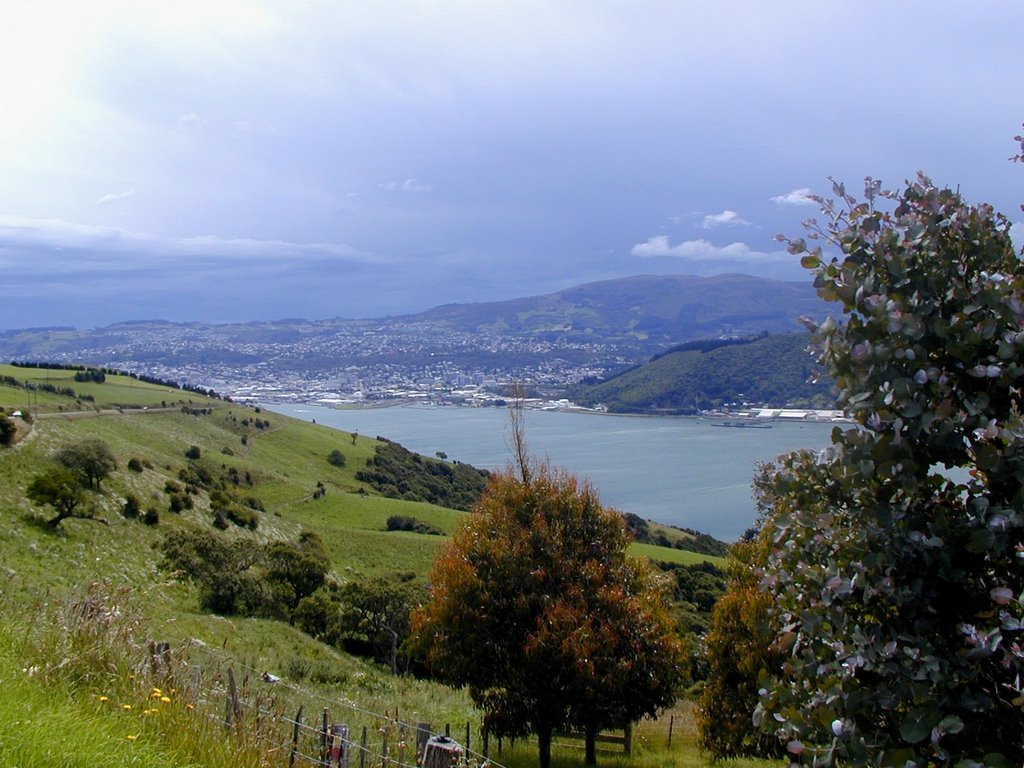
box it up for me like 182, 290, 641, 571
697, 530, 783, 759
160, 527, 263, 614
56, 439, 117, 490
754, 174, 1024, 765
265, 540, 330, 623
26, 465, 103, 528
338, 575, 422, 674
411, 461, 684, 768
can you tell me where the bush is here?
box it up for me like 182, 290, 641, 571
385, 515, 444, 536
143, 506, 160, 526
127, 457, 144, 472
0, 413, 15, 446
327, 449, 346, 467
122, 493, 142, 519
185, 445, 201, 460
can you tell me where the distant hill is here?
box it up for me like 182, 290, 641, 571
568, 331, 835, 414
412, 273, 823, 341
0, 274, 826, 376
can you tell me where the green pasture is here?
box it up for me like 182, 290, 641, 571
0, 363, 222, 411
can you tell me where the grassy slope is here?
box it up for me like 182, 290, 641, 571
0, 367, 743, 767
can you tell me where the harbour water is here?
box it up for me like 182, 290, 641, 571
264, 403, 837, 541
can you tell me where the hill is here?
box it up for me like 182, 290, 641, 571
0, 274, 825, 388
0, 366, 729, 768
568, 332, 834, 413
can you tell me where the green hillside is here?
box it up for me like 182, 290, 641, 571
0, 364, 741, 767
569, 332, 835, 413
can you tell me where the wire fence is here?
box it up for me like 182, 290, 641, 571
161, 640, 502, 768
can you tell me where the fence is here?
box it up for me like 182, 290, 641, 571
158, 641, 499, 768
146, 639, 686, 766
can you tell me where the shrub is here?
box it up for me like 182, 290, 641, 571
122, 493, 142, 519
127, 457, 145, 472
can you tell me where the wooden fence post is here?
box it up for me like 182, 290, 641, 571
416, 722, 431, 761
381, 729, 388, 768
667, 714, 674, 748
624, 723, 633, 757
359, 726, 367, 768
330, 724, 349, 768
482, 726, 489, 758
289, 705, 304, 767
465, 721, 471, 754
320, 708, 330, 767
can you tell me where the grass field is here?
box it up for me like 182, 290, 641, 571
0, 366, 748, 768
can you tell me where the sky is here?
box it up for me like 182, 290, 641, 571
2, 1, 1022, 329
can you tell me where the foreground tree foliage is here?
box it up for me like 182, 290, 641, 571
411, 461, 684, 768
751, 174, 1024, 765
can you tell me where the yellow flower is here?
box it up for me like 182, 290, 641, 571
126, 734, 138, 741
122, 704, 133, 711
185, 703, 195, 711
160, 695, 171, 703
98, 696, 109, 702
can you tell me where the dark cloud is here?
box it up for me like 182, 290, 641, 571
0, 1, 1022, 328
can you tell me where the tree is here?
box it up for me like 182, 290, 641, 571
754, 174, 1024, 765
56, 439, 117, 490
338, 576, 421, 674
697, 530, 784, 759
26, 465, 104, 528
327, 449, 346, 467
411, 461, 684, 768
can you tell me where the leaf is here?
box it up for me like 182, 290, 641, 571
801, 253, 821, 269
899, 707, 941, 744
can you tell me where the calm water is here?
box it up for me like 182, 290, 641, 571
264, 403, 836, 541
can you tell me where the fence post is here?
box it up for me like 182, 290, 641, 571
289, 705, 304, 767
667, 714, 674, 748
320, 708, 330, 767
331, 724, 349, 768
381, 729, 388, 768
416, 722, 431, 761
624, 723, 633, 757
359, 726, 368, 768
482, 726, 489, 758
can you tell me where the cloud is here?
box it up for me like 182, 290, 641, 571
379, 178, 432, 192
96, 187, 137, 205
702, 210, 750, 228
771, 188, 816, 206
630, 235, 795, 266
0, 215, 378, 276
